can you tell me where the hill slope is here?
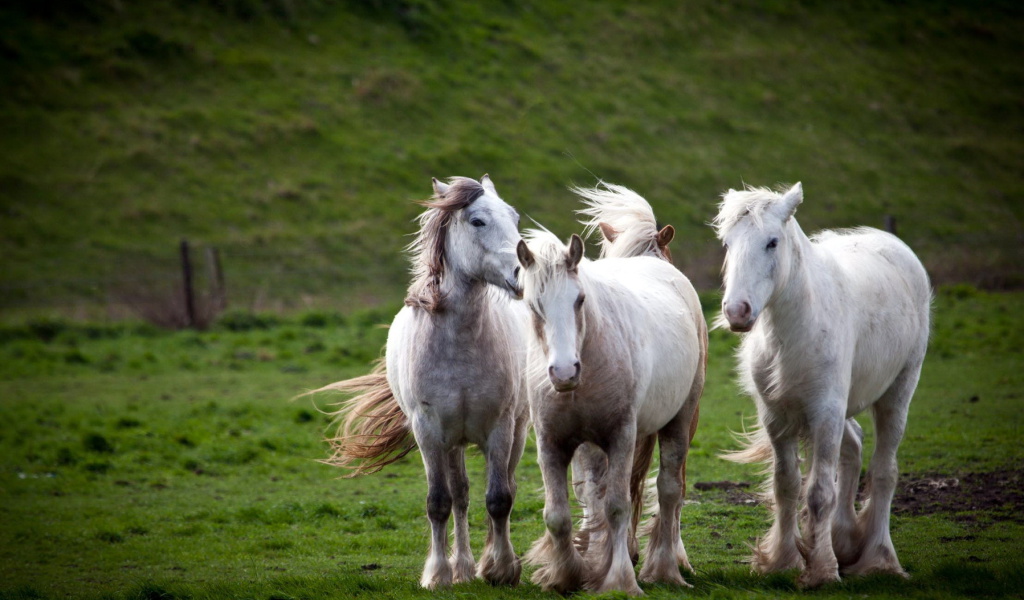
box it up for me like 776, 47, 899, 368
2, 0, 1022, 319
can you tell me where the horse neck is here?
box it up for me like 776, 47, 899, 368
761, 220, 822, 335
437, 268, 493, 324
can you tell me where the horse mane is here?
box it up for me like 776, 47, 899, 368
519, 229, 577, 307
712, 185, 793, 239
405, 177, 486, 312
573, 182, 662, 259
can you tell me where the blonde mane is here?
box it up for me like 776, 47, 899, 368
405, 177, 485, 312
574, 182, 661, 259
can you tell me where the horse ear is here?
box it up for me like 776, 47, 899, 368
780, 182, 803, 220
567, 234, 584, 271
432, 177, 450, 197
657, 224, 675, 247
516, 239, 535, 269
598, 222, 618, 243
480, 174, 497, 195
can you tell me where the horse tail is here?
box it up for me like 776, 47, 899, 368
630, 433, 658, 539
314, 359, 416, 477
719, 421, 776, 507
573, 182, 670, 261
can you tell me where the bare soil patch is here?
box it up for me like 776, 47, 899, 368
892, 468, 1024, 523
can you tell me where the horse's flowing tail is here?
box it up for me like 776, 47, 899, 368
314, 360, 416, 477
573, 182, 669, 260
720, 421, 776, 505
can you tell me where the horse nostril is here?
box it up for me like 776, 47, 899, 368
573, 361, 581, 378
514, 266, 521, 279
548, 365, 556, 379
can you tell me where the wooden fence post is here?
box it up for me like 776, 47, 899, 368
884, 215, 897, 236
180, 239, 196, 328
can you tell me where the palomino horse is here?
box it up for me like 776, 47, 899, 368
313, 176, 529, 588
517, 229, 707, 595
714, 182, 930, 588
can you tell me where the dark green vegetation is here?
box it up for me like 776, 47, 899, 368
1, 287, 1023, 599
2, 0, 1022, 320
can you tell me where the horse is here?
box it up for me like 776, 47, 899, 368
516, 228, 707, 596
311, 175, 530, 589
713, 182, 931, 588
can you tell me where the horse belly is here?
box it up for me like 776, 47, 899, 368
634, 321, 700, 436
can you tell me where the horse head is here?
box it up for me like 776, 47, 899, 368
517, 231, 586, 392
714, 182, 803, 332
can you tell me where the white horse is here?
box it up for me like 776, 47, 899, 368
517, 228, 707, 596
313, 176, 530, 589
714, 182, 930, 588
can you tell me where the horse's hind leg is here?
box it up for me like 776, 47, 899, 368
639, 400, 698, 586
476, 420, 522, 586
845, 365, 920, 578
833, 418, 864, 567
446, 446, 475, 583
419, 442, 453, 589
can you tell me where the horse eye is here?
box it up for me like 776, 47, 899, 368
766, 238, 778, 250
574, 294, 586, 310
470, 218, 486, 227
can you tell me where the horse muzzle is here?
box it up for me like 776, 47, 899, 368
548, 362, 581, 393
723, 300, 756, 332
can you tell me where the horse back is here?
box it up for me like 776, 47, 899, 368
815, 228, 931, 411
586, 258, 705, 435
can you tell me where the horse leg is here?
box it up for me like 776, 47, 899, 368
639, 401, 698, 586
477, 421, 521, 586
845, 365, 919, 578
753, 423, 804, 574
524, 436, 587, 594
571, 442, 607, 557
445, 446, 475, 583
797, 407, 845, 588
586, 426, 642, 596
419, 442, 453, 589
833, 418, 864, 568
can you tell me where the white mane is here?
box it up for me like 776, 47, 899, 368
574, 182, 660, 258
519, 229, 578, 307
712, 185, 793, 239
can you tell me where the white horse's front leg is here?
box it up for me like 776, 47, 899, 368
639, 403, 697, 586
587, 427, 643, 596
419, 444, 453, 589
571, 442, 607, 555
753, 428, 804, 574
445, 446, 476, 583
476, 421, 521, 586
798, 409, 845, 589
524, 436, 587, 594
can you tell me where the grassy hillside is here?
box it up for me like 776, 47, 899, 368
2, 0, 1022, 319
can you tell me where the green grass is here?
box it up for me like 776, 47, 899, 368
1, 287, 1022, 599
1, 0, 1022, 319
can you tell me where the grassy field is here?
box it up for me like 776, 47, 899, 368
1, 286, 1022, 599
1, 0, 1022, 319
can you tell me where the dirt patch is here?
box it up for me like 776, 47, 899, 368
693, 480, 759, 506
892, 468, 1024, 523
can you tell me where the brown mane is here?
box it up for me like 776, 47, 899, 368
404, 177, 485, 312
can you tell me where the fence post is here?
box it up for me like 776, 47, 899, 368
884, 215, 897, 236
206, 246, 226, 311
180, 239, 196, 328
